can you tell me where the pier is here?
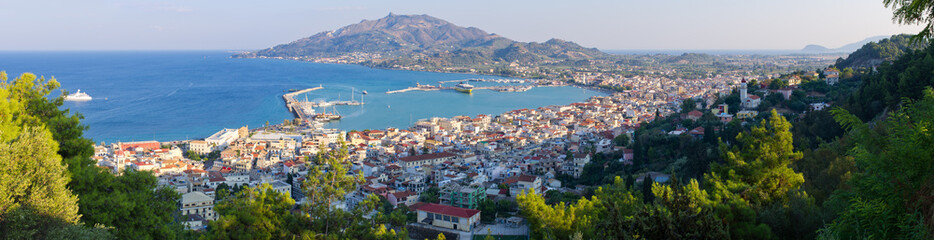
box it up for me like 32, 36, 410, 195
283, 86, 324, 120
283, 85, 364, 121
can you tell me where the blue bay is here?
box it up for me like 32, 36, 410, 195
0, 51, 603, 143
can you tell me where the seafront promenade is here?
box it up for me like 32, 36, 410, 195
386, 83, 546, 94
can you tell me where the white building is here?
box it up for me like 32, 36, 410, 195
206, 128, 240, 152
189, 140, 211, 155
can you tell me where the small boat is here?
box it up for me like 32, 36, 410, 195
65, 89, 93, 101
362, 90, 368, 95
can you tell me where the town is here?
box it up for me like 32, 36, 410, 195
85, 63, 845, 238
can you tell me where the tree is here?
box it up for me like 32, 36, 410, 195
0, 72, 128, 239
641, 175, 655, 204
301, 140, 369, 237
1, 207, 113, 240
517, 188, 600, 240
884, 0, 934, 41
821, 89, 934, 238
681, 98, 697, 113
709, 110, 804, 206
630, 180, 729, 240
186, 150, 202, 161
73, 170, 182, 240
206, 184, 299, 240
419, 186, 440, 203
0, 72, 183, 239
613, 133, 629, 147
0, 73, 80, 224
216, 183, 232, 201
593, 177, 642, 239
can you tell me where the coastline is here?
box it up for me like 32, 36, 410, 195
89, 54, 609, 144
120, 56, 610, 143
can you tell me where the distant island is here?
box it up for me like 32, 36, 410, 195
235, 13, 839, 82
234, 13, 605, 75
799, 35, 889, 53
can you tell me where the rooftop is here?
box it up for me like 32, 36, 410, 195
415, 203, 480, 218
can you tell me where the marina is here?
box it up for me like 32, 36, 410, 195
282, 85, 364, 122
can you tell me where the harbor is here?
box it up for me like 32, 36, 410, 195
282, 85, 364, 122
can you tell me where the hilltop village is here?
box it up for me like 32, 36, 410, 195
91, 67, 842, 236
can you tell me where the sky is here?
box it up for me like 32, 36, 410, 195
0, 0, 923, 51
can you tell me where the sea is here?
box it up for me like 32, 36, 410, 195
0, 51, 604, 143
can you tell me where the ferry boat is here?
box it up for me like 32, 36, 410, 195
454, 82, 474, 94
65, 89, 93, 101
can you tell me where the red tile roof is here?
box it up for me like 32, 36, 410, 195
416, 203, 480, 218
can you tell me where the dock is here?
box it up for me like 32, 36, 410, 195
283, 86, 324, 120
282, 85, 364, 121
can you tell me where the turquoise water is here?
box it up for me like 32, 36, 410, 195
0, 51, 603, 143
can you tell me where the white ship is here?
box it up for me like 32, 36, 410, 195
65, 89, 92, 101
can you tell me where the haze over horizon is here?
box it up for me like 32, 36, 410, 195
0, 0, 923, 51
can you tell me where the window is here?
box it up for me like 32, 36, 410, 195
452, 217, 459, 223
435, 214, 442, 220
427, 213, 434, 219
443, 215, 450, 222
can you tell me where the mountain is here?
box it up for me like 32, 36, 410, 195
835, 34, 923, 69
800, 35, 889, 53
801, 44, 831, 52
236, 13, 608, 68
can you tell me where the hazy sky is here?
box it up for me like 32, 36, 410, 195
0, 0, 923, 50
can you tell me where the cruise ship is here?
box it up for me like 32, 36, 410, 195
65, 89, 92, 101
454, 82, 474, 94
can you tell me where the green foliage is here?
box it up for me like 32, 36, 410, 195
822, 90, 934, 239
680, 98, 697, 113
517, 188, 600, 240
0, 71, 185, 239
591, 177, 641, 239
0, 127, 80, 223
72, 170, 183, 240
711, 110, 804, 206
612, 133, 629, 147
757, 192, 828, 240
630, 180, 728, 239
0, 72, 83, 232
836, 34, 923, 69
419, 186, 440, 203
186, 150, 202, 161
205, 184, 300, 240
844, 41, 934, 120
883, 0, 934, 41
0, 207, 114, 240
